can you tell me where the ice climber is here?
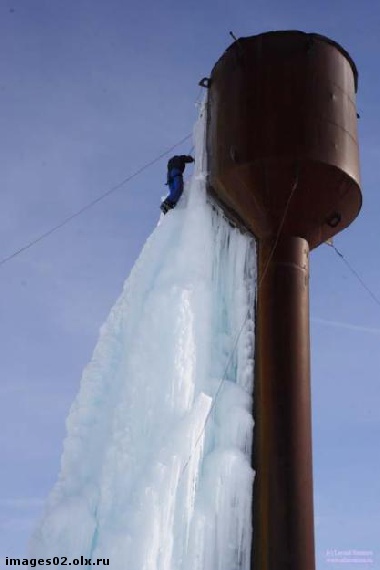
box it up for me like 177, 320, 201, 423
160, 154, 194, 214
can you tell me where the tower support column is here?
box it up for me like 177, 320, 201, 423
252, 236, 315, 570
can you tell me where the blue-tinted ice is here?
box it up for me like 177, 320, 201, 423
31, 105, 256, 570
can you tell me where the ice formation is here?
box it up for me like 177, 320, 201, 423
31, 104, 256, 569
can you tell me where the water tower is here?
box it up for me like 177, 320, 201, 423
204, 31, 361, 570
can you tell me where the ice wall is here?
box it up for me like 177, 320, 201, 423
31, 105, 256, 570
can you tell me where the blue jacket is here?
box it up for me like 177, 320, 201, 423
167, 168, 184, 203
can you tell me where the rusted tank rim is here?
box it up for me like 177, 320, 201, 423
213, 30, 359, 92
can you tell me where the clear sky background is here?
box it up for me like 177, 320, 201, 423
0, 0, 379, 567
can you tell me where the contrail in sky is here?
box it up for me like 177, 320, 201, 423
311, 317, 380, 335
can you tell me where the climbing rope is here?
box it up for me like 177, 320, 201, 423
327, 242, 380, 308
0, 133, 192, 269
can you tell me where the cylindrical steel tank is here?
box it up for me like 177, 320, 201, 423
207, 30, 361, 248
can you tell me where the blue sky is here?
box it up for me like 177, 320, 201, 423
0, 0, 379, 567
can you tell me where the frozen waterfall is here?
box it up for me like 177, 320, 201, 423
31, 105, 256, 570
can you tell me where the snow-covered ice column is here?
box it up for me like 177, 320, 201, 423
31, 102, 256, 570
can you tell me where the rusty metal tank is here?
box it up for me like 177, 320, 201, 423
206, 31, 361, 248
